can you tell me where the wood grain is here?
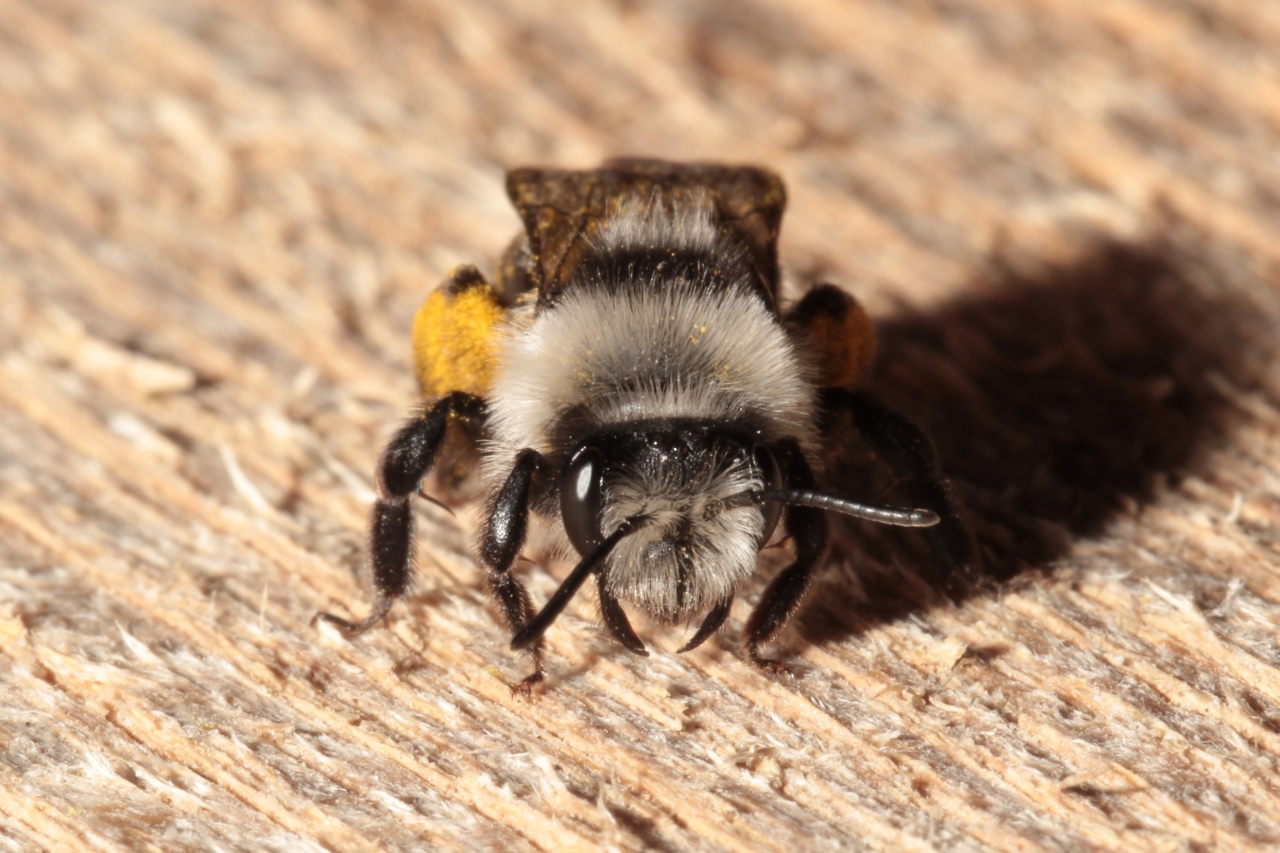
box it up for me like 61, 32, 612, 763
2, 1, 1280, 850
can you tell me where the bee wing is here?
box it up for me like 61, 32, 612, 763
506, 160, 786, 309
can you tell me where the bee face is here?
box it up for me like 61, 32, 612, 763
559, 425, 784, 622
317, 159, 972, 692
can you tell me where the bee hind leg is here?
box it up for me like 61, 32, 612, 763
314, 391, 486, 634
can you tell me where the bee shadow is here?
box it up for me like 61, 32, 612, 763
793, 238, 1268, 649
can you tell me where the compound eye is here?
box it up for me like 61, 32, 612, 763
753, 444, 784, 548
562, 447, 606, 556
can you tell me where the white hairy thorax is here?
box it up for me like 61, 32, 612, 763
483, 196, 819, 619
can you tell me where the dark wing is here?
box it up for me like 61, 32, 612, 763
505, 159, 787, 310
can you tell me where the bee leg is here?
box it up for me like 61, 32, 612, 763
494, 235, 537, 306
479, 448, 548, 696
315, 391, 486, 634
786, 284, 876, 390
821, 388, 976, 593
744, 439, 828, 674
598, 575, 648, 656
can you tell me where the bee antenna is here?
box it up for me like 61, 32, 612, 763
721, 489, 939, 528
510, 515, 651, 651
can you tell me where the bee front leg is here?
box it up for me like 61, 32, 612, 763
821, 388, 976, 593
744, 439, 828, 674
316, 391, 486, 634
479, 448, 548, 696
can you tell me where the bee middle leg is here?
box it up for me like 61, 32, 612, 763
744, 439, 828, 674
316, 390, 486, 634
821, 388, 976, 593
480, 448, 549, 695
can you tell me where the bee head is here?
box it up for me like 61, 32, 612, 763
510, 421, 937, 653
559, 421, 783, 621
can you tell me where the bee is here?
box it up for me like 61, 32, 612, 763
317, 159, 973, 692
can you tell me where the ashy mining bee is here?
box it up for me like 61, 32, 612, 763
318, 159, 972, 691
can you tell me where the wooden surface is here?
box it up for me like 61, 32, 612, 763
3, 1, 1280, 850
